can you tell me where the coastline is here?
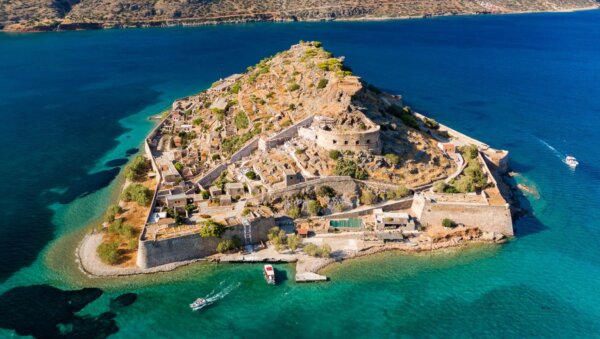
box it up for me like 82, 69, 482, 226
3, 5, 598, 33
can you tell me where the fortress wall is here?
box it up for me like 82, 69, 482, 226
198, 164, 227, 188
230, 137, 259, 163
260, 115, 314, 151
265, 176, 359, 200
414, 198, 513, 236
197, 137, 259, 187
137, 217, 275, 268
312, 126, 382, 154
324, 198, 413, 219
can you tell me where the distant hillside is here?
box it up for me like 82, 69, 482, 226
1, 0, 598, 32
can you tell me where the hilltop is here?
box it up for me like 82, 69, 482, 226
2, 0, 598, 32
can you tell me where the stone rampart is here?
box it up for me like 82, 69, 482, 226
265, 176, 359, 200
411, 194, 513, 236
137, 217, 275, 268
300, 125, 382, 154
259, 115, 314, 151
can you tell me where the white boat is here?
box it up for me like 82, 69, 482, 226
263, 264, 275, 285
190, 298, 208, 310
565, 155, 579, 168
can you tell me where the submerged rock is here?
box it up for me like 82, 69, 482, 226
110, 293, 137, 310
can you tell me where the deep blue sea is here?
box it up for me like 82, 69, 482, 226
1, 9, 600, 338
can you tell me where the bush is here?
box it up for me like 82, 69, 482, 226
400, 113, 419, 129
242, 208, 252, 216
317, 185, 336, 198
307, 200, 321, 216
288, 83, 300, 92
303, 243, 319, 256
423, 118, 440, 130
229, 82, 241, 94
334, 159, 368, 179
201, 190, 210, 199
124, 155, 150, 182
104, 204, 122, 223
217, 239, 237, 253
442, 218, 457, 228
462, 144, 479, 160
287, 234, 301, 251
212, 154, 221, 161
321, 244, 332, 258
360, 190, 376, 205
108, 219, 135, 239
385, 153, 400, 166
200, 219, 226, 238
97, 241, 120, 265
234, 111, 249, 129
245, 171, 257, 180
328, 150, 341, 160
121, 184, 151, 206
192, 117, 203, 126
286, 206, 301, 219
174, 162, 184, 172
317, 78, 329, 89
127, 239, 138, 250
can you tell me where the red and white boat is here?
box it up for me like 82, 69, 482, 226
263, 264, 275, 285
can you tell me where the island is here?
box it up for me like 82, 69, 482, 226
2, 0, 598, 32
78, 41, 516, 282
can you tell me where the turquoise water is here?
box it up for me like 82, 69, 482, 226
2, 9, 600, 338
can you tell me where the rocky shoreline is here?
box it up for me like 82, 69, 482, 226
3, 4, 598, 33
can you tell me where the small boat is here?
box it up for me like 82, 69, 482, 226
263, 264, 275, 285
190, 298, 207, 310
565, 155, 579, 168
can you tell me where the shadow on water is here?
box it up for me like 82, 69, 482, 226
0, 285, 137, 338
274, 267, 288, 285
104, 158, 129, 167
125, 148, 139, 156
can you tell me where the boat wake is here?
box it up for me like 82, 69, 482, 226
191, 281, 241, 311
536, 137, 577, 168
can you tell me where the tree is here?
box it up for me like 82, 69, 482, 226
192, 117, 203, 126
328, 150, 341, 160
317, 78, 329, 89
234, 111, 249, 129
104, 204, 122, 223
385, 153, 400, 166
121, 184, 151, 206
174, 162, 184, 172
217, 239, 237, 253
317, 185, 336, 198
287, 234, 301, 251
321, 244, 332, 258
267, 227, 281, 241
97, 241, 120, 265
124, 155, 150, 182
462, 144, 479, 160
200, 219, 226, 238
307, 200, 321, 216
286, 206, 301, 219
303, 243, 319, 256
442, 218, 457, 228
201, 190, 210, 199
360, 190, 376, 205
245, 170, 257, 180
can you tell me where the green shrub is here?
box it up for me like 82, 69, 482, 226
108, 219, 135, 239
360, 190, 376, 205
124, 155, 150, 182
423, 118, 440, 130
334, 159, 368, 179
121, 184, 151, 206
192, 117, 203, 126
442, 218, 457, 228
286, 206, 301, 219
104, 204, 122, 223
212, 154, 221, 161
317, 79, 329, 89
461, 145, 479, 160
200, 219, 226, 238
287, 234, 302, 251
201, 190, 210, 199
328, 150, 341, 160
242, 208, 252, 216
217, 239, 237, 253
234, 111, 249, 129
288, 83, 300, 92
303, 243, 319, 256
321, 244, 332, 258
317, 185, 336, 198
174, 162, 184, 172
385, 153, 400, 166
229, 82, 241, 94
307, 200, 321, 216
245, 171, 257, 180
400, 113, 419, 129
127, 239, 138, 250
97, 241, 120, 265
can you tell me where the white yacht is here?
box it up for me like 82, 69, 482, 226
565, 156, 579, 168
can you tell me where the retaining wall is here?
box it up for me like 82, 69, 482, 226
137, 217, 275, 268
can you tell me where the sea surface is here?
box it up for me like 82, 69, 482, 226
1, 9, 600, 338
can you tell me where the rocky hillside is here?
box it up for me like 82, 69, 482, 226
1, 0, 598, 32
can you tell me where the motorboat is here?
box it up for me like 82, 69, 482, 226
190, 298, 207, 310
263, 264, 275, 285
565, 155, 579, 168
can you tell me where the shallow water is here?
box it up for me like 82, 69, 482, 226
1, 9, 600, 338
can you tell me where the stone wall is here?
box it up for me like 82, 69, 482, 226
197, 137, 259, 187
259, 115, 314, 151
265, 176, 360, 200
300, 124, 382, 154
411, 194, 513, 236
137, 217, 275, 268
